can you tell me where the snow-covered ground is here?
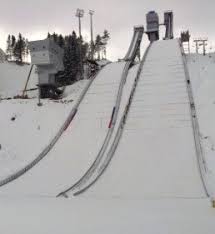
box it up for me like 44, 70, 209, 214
0, 62, 89, 181
0, 198, 214, 234
0, 62, 38, 98
0, 61, 127, 196
187, 53, 215, 191
1, 43, 215, 234
82, 40, 207, 199
66, 63, 140, 196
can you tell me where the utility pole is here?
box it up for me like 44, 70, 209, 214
76, 8, 84, 79
200, 40, 208, 56
194, 39, 199, 54
89, 10, 95, 60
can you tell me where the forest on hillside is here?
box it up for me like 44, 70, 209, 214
5, 30, 110, 84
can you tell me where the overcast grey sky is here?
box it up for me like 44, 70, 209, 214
0, 0, 214, 60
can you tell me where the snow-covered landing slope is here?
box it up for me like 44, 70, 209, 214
0, 80, 88, 181
0, 62, 37, 98
0, 62, 126, 196
83, 39, 206, 199
64, 63, 140, 196
187, 53, 215, 195
0, 198, 214, 234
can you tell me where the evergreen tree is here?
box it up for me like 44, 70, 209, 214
52, 32, 58, 43
6, 35, 12, 60
13, 33, 26, 63
58, 34, 65, 48
24, 39, 30, 61
101, 30, 110, 59
63, 31, 80, 82
82, 42, 89, 60
46, 31, 90, 82
11, 35, 16, 61
95, 34, 103, 60
11, 35, 16, 48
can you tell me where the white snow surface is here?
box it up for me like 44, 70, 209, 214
187, 53, 215, 194
0, 79, 88, 181
0, 61, 126, 196
83, 39, 206, 199
0, 198, 214, 234
0, 62, 38, 98
67, 63, 140, 195
96, 59, 111, 67
1, 41, 215, 234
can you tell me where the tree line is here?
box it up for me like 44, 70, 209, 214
5, 30, 110, 83
6, 33, 29, 63
49, 30, 110, 84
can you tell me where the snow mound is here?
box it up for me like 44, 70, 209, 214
96, 59, 111, 67
62, 80, 89, 100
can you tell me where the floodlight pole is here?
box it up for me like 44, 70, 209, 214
76, 8, 84, 79
89, 10, 95, 59
76, 8, 84, 38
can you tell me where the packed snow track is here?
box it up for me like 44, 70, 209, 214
75, 39, 210, 200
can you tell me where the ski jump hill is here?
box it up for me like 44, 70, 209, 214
0, 26, 215, 234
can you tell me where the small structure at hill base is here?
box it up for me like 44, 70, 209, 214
29, 38, 64, 99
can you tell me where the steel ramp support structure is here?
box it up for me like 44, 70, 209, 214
124, 26, 144, 61
164, 11, 174, 40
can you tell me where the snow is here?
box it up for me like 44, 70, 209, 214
0, 62, 38, 98
68, 63, 140, 196
96, 59, 111, 67
0, 40, 215, 234
0, 198, 214, 234
0, 61, 126, 196
81, 40, 206, 199
0, 79, 88, 181
187, 53, 215, 195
